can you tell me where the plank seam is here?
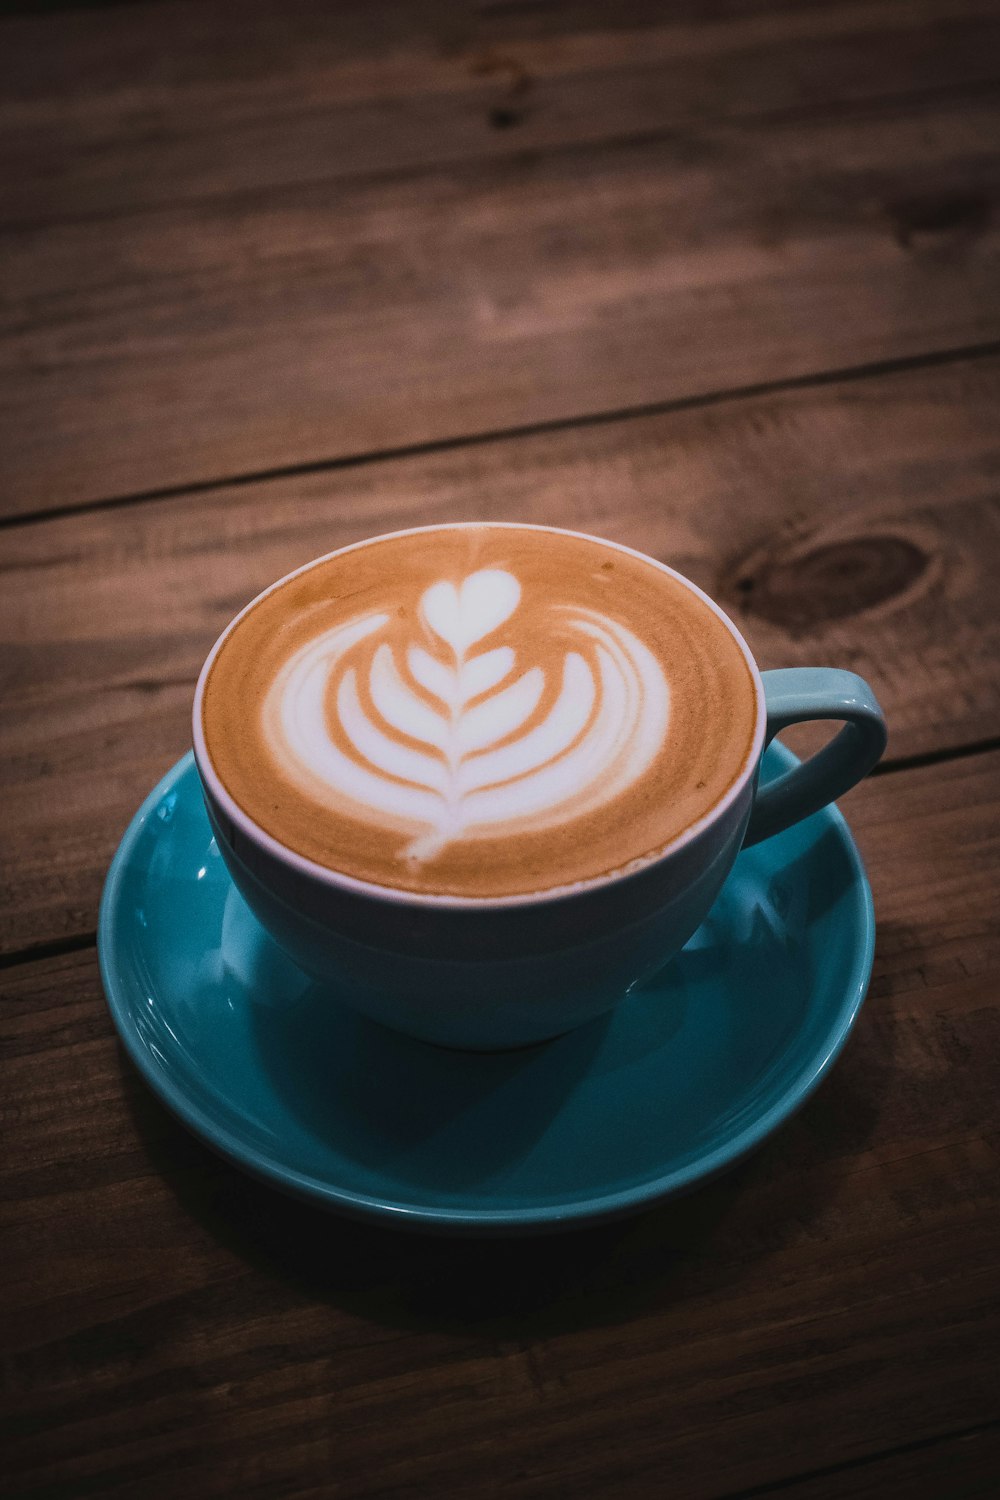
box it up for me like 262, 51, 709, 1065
711, 1417, 1000, 1499
871, 734, 1000, 777
3, 339, 999, 533
0, 931, 97, 974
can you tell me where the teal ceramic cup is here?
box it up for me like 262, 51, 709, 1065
193, 554, 886, 1051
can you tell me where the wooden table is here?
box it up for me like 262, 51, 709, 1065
2, 4, 999, 1495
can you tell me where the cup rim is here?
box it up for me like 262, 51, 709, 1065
192, 521, 767, 909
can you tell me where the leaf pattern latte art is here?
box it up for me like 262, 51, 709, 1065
262, 568, 670, 863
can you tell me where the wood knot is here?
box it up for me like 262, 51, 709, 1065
489, 106, 520, 129
725, 535, 929, 631
889, 192, 990, 249
470, 51, 532, 130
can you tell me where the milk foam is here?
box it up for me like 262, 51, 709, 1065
263, 568, 671, 863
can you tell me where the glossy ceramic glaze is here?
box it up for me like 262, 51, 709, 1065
98, 745, 875, 1234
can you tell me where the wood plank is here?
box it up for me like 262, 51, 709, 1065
2, 750, 998, 1499
3, 1, 999, 226
2, 353, 999, 955
766, 1425, 1000, 1499
1, 84, 998, 516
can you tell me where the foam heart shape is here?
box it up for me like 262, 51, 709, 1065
420, 569, 521, 656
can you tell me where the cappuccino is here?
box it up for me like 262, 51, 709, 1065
199, 525, 758, 897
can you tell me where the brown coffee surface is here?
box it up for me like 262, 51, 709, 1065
200, 525, 758, 896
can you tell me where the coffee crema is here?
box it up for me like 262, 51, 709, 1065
199, 525, 759, 897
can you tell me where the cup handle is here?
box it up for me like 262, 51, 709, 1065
742, 668, 887, 847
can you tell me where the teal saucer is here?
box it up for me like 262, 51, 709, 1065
98, 746, 875, 1235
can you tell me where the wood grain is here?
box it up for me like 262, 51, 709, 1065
3, 6, 998, 1497
768, 1425, 1000, 1499
1, 82, 998, 516
2, 750, 998, 1500
3, 0, 999, 227
2, 353, 999, 957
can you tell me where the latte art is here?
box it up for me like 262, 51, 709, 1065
199, 525, 759, 897
265, 568, 670, 862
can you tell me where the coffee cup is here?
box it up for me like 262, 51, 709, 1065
192, 523, 886, 1049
